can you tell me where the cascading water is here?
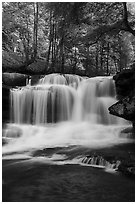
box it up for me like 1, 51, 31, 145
10, 85, 75, 124
39, 73, 83, 88
3, 74, 132, 163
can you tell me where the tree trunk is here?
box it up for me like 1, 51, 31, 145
106, 42, 109, 75
95, 43, 99, 75
60, 24, 65, 74
60, 36, 65, 74
51, 21, 55, 72
85, 45, 89, 75
118, 35, 122, 72
46, 11, 52, 72
100, 41, 104, 72
33, 2, 38, 59
61, 50, 65, 74
53, 22, 57, 70
72, 46, 77, 74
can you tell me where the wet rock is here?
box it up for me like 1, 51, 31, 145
31, 75, 42, 85
2, 137, 13, 146
4, 126, 22, 138
2, 85, 10, 123
108, 96, 135, 122
2, 138, 8, 145
109, 66, 135, 127
120, 127, 135, 139
2, 72, 29, 86
118, 159, 135, 176
81, 149, 135, 177
127, 167, 135, 174
113, 67, 135, 99
121, 127, 134, 134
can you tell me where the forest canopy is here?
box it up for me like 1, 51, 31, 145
2, 2, 135, 76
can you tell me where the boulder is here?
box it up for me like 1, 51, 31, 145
108, 96, 135, 122
113, 67, 135, 99
2, 72, 29, 86
4, 125, 22, 138
109, 66, 135, 127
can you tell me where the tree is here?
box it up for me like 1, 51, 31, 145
2, 2, 135, 75
2, 2, 39, 73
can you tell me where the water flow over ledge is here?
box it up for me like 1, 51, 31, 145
3, 74, 132, 159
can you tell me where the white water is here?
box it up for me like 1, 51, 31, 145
3, 74, 132, 161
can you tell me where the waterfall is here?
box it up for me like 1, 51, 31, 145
3, 74, 132, 157
39, 73, 83, 88
10, 75, 123, 125
10, 85, 76, 124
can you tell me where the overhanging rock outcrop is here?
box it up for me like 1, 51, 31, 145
109, 66, 135, 126
108, 95, 135, 122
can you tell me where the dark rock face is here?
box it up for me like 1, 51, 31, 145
109, 67, 135, 125
2, 72, 44, 87
2, 85, 10, 123
2, 138, 8, 146
2, 73, 28, 124
113, 67, 135, 99
2, 72, 29, 87
31, 75, 44, 85
109, 96, 135, 122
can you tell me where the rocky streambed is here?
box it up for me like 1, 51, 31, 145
3, 143, 135, 202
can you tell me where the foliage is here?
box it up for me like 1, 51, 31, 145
2, 2, 135, 76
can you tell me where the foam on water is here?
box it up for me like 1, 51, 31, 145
3, 122, 131, 155
3, 74, 132, 161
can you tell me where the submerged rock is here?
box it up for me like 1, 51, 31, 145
3, 126, 22, 138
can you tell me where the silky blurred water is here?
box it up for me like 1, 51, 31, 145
3, 74, 131, 160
